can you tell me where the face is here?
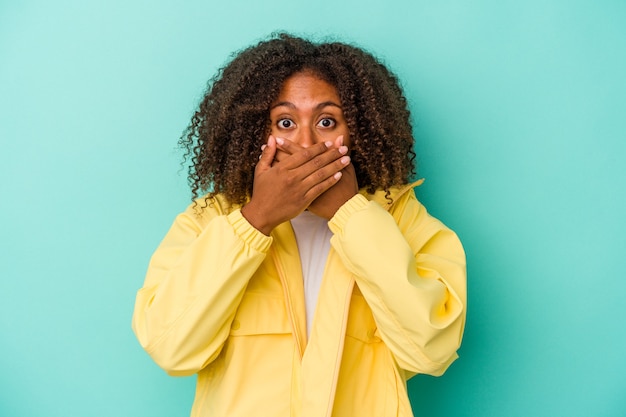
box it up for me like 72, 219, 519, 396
269, 71, 350, 148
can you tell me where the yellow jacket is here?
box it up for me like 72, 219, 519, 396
132, 181, 466, 417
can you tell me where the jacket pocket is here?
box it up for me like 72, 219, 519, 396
345, 292, 382, 344
198, 292, 294, 417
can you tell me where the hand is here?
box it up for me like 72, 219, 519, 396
273, 136, 359, 220
241, 136, 351, 235
308, 162, 358, 219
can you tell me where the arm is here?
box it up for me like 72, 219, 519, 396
132, 136, 348, 376
328, 190, 466, 376
131, 205, 272, 376
242, 136, 350, 234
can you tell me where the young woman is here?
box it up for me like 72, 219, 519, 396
132, 33, 466, 417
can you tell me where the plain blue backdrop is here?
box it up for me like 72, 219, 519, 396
1, 0, 625, 416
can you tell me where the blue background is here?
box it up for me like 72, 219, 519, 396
1, 0, 625, 416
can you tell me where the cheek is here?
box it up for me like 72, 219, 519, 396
342, 130, 352, 148
310, 131, 343, 148
337, 127, 352, 148
269, 126, 296, 140
318, 125, 351, 143
335, 121, 351, 145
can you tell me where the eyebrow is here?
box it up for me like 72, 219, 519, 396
270, 101, 342, 111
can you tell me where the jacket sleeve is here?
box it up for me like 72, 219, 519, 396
328, 191, 466, 377
131, 205, 272, 376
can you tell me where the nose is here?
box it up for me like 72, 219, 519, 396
296, 126, 316, 148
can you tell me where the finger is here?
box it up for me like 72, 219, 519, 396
291, 142, 350, 182
275, 138, 333, 169
273, 148, 290, 163
301, 154, 351, 190
304, 169, 345, 201
271, 137, 299, 164
257, 135, 277, 171
275, 137, 316, 156
334, 135, 343, 148
274, 137, 301, 156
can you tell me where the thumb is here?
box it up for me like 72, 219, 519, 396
257, 135, 277, 172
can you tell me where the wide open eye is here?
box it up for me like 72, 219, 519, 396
317, 118, 336, 128
278, 119, 295, 129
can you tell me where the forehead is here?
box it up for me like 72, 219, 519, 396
274, 71, 341, 104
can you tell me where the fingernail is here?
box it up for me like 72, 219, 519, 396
334, 172, 343, 180
340, 156, 350, 165
324, 141, 333, 148
339, 146, 348, 155
338, 135, 344, 145
261, 144, 267, 151
276, 137, 284, 145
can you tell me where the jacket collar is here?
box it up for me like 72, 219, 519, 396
359, 178, 424, 211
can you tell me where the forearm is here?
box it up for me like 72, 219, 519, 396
132, 209, 272, 375
329, 193, 466, 375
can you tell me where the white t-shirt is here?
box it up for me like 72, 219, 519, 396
290, 211, 333, 337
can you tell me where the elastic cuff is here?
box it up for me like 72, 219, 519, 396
227, 209, 273, 252
329, 194, 370, 234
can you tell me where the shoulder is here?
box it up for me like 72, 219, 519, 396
178, 193, 243, 229
359, 179, 425, 213
361, 180, 457, 238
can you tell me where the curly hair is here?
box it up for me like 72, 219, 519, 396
180, 33, 417, 207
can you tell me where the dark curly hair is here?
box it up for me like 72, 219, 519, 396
180, 33, 417, 207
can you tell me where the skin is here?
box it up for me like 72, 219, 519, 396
240, 72, 359, 235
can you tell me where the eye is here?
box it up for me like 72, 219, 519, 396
277, 118, 295, 129
317, 118, 336, 128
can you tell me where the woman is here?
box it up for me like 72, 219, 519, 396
132, 33, 466, 417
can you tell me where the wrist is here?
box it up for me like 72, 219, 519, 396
241, 202, 274, 236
